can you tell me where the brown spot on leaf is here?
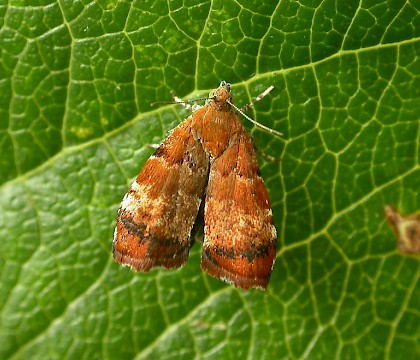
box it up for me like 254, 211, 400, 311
385, 206, 420, 254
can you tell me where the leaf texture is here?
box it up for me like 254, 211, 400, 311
0, 0, 419, 359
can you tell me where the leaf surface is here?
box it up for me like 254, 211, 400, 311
1, 1, 419, 359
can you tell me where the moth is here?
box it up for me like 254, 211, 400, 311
113, 81, 281, 290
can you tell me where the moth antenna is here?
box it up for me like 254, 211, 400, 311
227, 99, 283, 138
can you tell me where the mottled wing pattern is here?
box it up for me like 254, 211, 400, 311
201, 132, 277, 289
113, 118, 209, 271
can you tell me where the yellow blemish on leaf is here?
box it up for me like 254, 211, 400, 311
72, 126, 93, 139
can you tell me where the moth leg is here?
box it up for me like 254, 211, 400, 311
240, 86, 274, 112
171, 91, 201, 112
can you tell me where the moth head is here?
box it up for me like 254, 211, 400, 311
207, 81, 233, 110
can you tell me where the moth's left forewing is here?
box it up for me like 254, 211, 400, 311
201, 131, 277, 290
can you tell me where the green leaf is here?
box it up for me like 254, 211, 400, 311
1, 0, 419, 359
